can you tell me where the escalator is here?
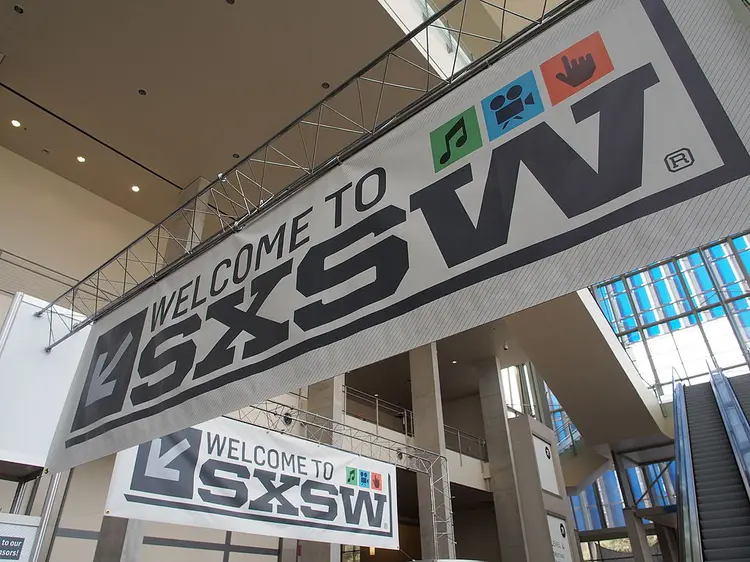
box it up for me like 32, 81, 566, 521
675, 372, 750, 561
730, 374, 750, 421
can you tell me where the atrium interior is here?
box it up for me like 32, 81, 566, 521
1, 1, 750, 561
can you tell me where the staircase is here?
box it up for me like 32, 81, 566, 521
684, 383, 750, 560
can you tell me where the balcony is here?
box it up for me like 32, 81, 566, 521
344, 385, 489, 462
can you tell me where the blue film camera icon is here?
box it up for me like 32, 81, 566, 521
481, 71, 545, 141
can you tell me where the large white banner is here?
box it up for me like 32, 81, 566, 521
49, 0, 750, 469
105, 417, 399, 548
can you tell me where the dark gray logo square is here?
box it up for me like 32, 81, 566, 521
71, 309, 147, 431
131, 427, 202, 499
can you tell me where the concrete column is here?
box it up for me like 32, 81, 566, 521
307, 376, 344, 421
279, 538, 299, 562
509, 415, 581, 562
300, 376, 344, 562
478, 356, 530, 562
623, 509, 654, 562
409, 343, 455, 560
93, 516, 143, 562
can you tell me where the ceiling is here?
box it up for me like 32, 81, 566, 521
0, 0, 409, 222
346, 318, 527, 408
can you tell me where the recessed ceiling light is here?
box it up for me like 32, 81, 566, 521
14, 5, 23, 14
131, 185, 140, 193
76, 156, 86, 163
452, 360, 458, 364
138, 89, 147, 96
232, 153, 240, 159
11, 120, 21, 128
321, 82, 330, 89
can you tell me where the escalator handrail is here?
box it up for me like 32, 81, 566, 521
674, 383, 703, 561
709, 370, 750, 503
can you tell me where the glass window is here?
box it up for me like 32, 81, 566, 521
342, 545, 361, 562
728, 297, 750, 349
501, 365, 523, 416
584, 484, 603, 530
705, 243, 748, 300
599, 472, 625, 528
593, 230, 750, 400
699, 306, 745, 368
571, 496, 585, 531
520, 364, 538, 418
678, 253, 721, 308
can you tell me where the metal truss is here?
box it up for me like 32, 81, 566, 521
38, 0, 585, 348
233, 399, 455, 557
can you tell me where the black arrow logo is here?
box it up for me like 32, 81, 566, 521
131, 427, 202, 499
71, 309, 147, 431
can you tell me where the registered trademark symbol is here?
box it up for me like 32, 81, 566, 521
664, 148, 695, 172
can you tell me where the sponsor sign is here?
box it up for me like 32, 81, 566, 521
0, 515, 39, 562
105, 417, 399, 548
0, 537, 24, 562
49, 0, 750, 470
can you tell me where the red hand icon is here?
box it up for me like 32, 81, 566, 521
555, 53, 596, 87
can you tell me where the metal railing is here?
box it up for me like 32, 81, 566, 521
708, 368, 750, 503
444, 424, 488, 462
37, 0, 587, 349
556, 415, 581, 453
507, 402, 537, 418
673, 380, 702, 562
343, 385, 489, 461
344, 386, 415, 436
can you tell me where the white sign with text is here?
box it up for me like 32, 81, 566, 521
547, 513, 573, 562
105, 417, 399, 549
534, 435, 560, 495
0, 515, 40, 562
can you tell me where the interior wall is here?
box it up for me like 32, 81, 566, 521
453, 504, 500, 561
0, 146, 152, 279
43, 456, 280, 562
0, 478, 17, 512
361, 523, 421, 561
442, 394, 485, 439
